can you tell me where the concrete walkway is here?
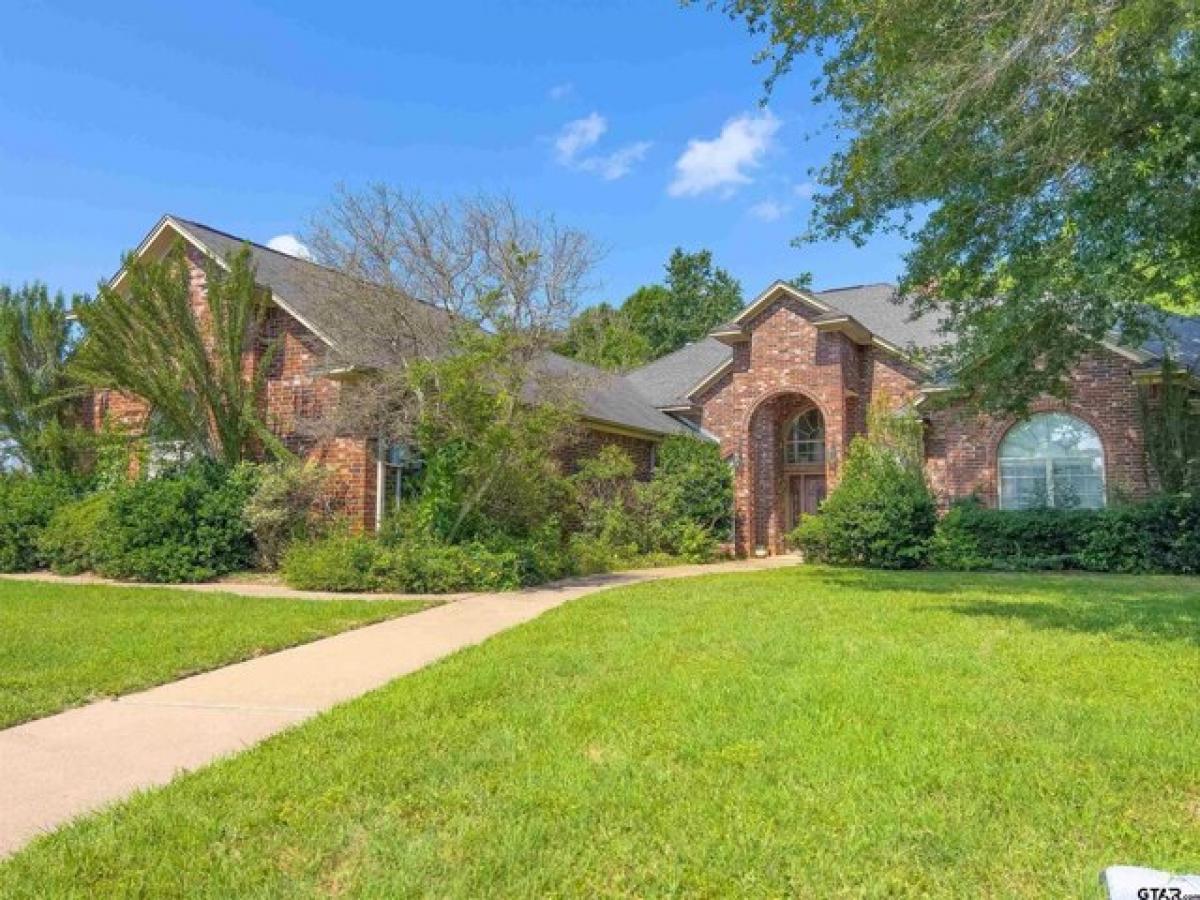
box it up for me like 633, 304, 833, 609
0, 557, 796, 857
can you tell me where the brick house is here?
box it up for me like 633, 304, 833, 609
88, 216, 691, 529
626, 281, 1200, 555
93, 217, 1199, 555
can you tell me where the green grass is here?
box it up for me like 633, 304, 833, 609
2, 568, 1198, 897
0, 580, 428, 728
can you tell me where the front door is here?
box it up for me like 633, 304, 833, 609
788, 474, 826, 530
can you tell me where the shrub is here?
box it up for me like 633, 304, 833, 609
791, 436, 936, 569
928, 494, 1200, 574
652, 436, 734, 541
928, 499, 1099, 571
374, 542, 523, 593
243, 462, 333, 569
281, 533, 382, 592
282, 532, 527, 593
570, 442, 727, 566
38, 493, 113, 575
668, 519, 719, 563
96, 460, 259, 582
477, 521, 578, 585
0, 474, 78, 572
1078, 494, 1200, 574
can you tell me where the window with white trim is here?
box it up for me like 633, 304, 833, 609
783, 408, 825, 465
998, 413, 1105, 510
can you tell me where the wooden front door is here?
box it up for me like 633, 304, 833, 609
788, 473, 826, 530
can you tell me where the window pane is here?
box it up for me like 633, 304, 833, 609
784, 409, 824, 465
999, 413, 1105, 509
1000, 460, 1049, 509
1051, 459, 1104, 509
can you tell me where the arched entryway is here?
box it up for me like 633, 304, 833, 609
742, 392, 832, 554
782, 406, 828, 529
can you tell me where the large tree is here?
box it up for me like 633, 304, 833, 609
303, 186, 600, 532
558, 248, 744, 367
73, 244, 285, 466
626, 249, 743, 358
556, 302, 652, 370
0, 284, 87, 474
703, 0, 1199, 409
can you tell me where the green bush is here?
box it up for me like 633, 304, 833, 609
1078, 494, 1200, 574
282, 532, 527, 594
570, 443, 725, 565
928, 494, 1200, 574
928, 499, 1099, 571
791, 436, 936, 569
281, 533, 382, 592
652, 436, 734, 540
243, 462, 333, 569
96, 460, 259, 583
38, 493, 113, 575
668, 519, 719, 563
0, 474, 78, 572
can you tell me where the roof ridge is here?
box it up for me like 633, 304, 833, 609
168, 215, 454, 320
814, 281, 896, 294
168, 215, 338, 273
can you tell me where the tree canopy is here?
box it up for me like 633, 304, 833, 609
0, 284, 88, 474
559, 248, 743, 369
705, 0, 1199, 409
556, 302, 652, 370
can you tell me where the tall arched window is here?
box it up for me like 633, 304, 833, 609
784, 408, 825, 465
998, 413, 1105, 510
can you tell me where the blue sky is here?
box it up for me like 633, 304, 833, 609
1, 0, 911, 307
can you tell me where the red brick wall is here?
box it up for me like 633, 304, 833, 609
561, 427, 657, 480
695, 287, 1152, 554
88, 249, 379, 530
924, 349, 1152, 506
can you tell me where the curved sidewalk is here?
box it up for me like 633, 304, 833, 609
0, 556, 797, 858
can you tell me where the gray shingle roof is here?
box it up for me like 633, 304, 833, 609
167, 217, 690, 438
1141, 312, 1200, 369
171, 217, 451, 370
535, 353, 695, 436
811, 283, 947, 351
624, 337, 732, 408
626, 281, 1200, 407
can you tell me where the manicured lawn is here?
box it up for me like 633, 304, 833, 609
0, 580, 429, 728
2, 568, 1197, 897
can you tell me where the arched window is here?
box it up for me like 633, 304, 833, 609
998, 413, 1105, 510
784, 408, 825, 465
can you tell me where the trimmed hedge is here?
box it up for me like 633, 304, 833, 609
930, 495, 1200, 574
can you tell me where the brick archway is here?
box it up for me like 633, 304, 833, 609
740, 390, 833, 555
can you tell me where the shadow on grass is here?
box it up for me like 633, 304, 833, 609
807, 568, 1200, 646
948, 595, 1200, 646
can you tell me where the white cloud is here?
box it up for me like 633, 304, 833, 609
578, 141, 653, 180
668, 109, 781, 198
555, 112, 607, 165
794, 181, 816, 199
749, 199, 789, 222
548, 82, 575, 101
554, 113, 650, 180
266, 234, 313, 260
